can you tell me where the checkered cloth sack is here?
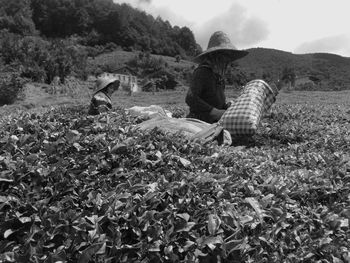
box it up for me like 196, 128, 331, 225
218, 79, 278, 136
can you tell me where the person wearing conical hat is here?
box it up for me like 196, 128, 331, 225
185, 31, 248, 123
88, 76, 120, 115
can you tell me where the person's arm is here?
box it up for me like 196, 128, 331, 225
96, 95, 112, 113
89, 93, 112, 114
209, 107, 225, 121
97, 104, 111, 113
185, 67, 215, 113
88, 97, 99, 115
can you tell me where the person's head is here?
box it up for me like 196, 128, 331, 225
95, 76, 120, 95
194, 31, 248, 75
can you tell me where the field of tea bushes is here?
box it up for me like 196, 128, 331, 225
1, 91, 350, 262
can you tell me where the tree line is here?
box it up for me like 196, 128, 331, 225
0, 0, 201, 58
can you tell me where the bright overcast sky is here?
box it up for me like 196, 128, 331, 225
114, 0, 350, 57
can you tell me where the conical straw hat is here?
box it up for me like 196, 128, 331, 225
194, 31, 248, 63
95, 76, 120, 93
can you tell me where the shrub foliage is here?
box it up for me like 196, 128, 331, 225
1, 103, 350, 262
0, 31, 88, 84
0, 73, 27, 106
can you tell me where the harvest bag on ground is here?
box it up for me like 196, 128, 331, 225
219, 79, 279, 136
135, 116, 232, 146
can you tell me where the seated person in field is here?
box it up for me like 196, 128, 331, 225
185, 31, 248, 124
88, 76, 120, 115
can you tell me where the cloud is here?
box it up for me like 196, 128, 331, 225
295, 35, 350, 57
150, 6, 193, 27
114, 0, 269, 49
194, 3, 269, 50
114, 0, 151, 8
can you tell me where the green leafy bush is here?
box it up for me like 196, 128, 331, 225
21, 64, 46, 82
0, 31, 88, 83
0, 73, 27, 105
0, 0, 36, 35
127, 52, 166, 76
1, 103, 350, 262
147, 70, 178, 90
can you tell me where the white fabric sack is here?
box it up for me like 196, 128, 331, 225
126, 105, 172, 118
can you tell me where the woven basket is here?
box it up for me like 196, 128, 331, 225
219, 79, 278, 136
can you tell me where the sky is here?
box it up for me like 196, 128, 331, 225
114, 0, 350, 57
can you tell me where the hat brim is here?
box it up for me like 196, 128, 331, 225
96, 80, 120, 93
193, 49, 249, 63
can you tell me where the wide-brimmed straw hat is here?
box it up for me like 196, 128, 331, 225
194, 31, 249, 63
95, 76, 120, 93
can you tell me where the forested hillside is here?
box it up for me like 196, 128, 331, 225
0, 0, 200, 57
0, 0, 200, 100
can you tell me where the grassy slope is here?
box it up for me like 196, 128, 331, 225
89, 50, 195, 73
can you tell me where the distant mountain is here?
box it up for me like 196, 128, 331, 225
236, 48, 350, 89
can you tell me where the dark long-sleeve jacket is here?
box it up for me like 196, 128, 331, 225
185, 63, 230, 123
88, 91, 112, 115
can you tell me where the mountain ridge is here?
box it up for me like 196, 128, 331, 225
235, 47, 350, 89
